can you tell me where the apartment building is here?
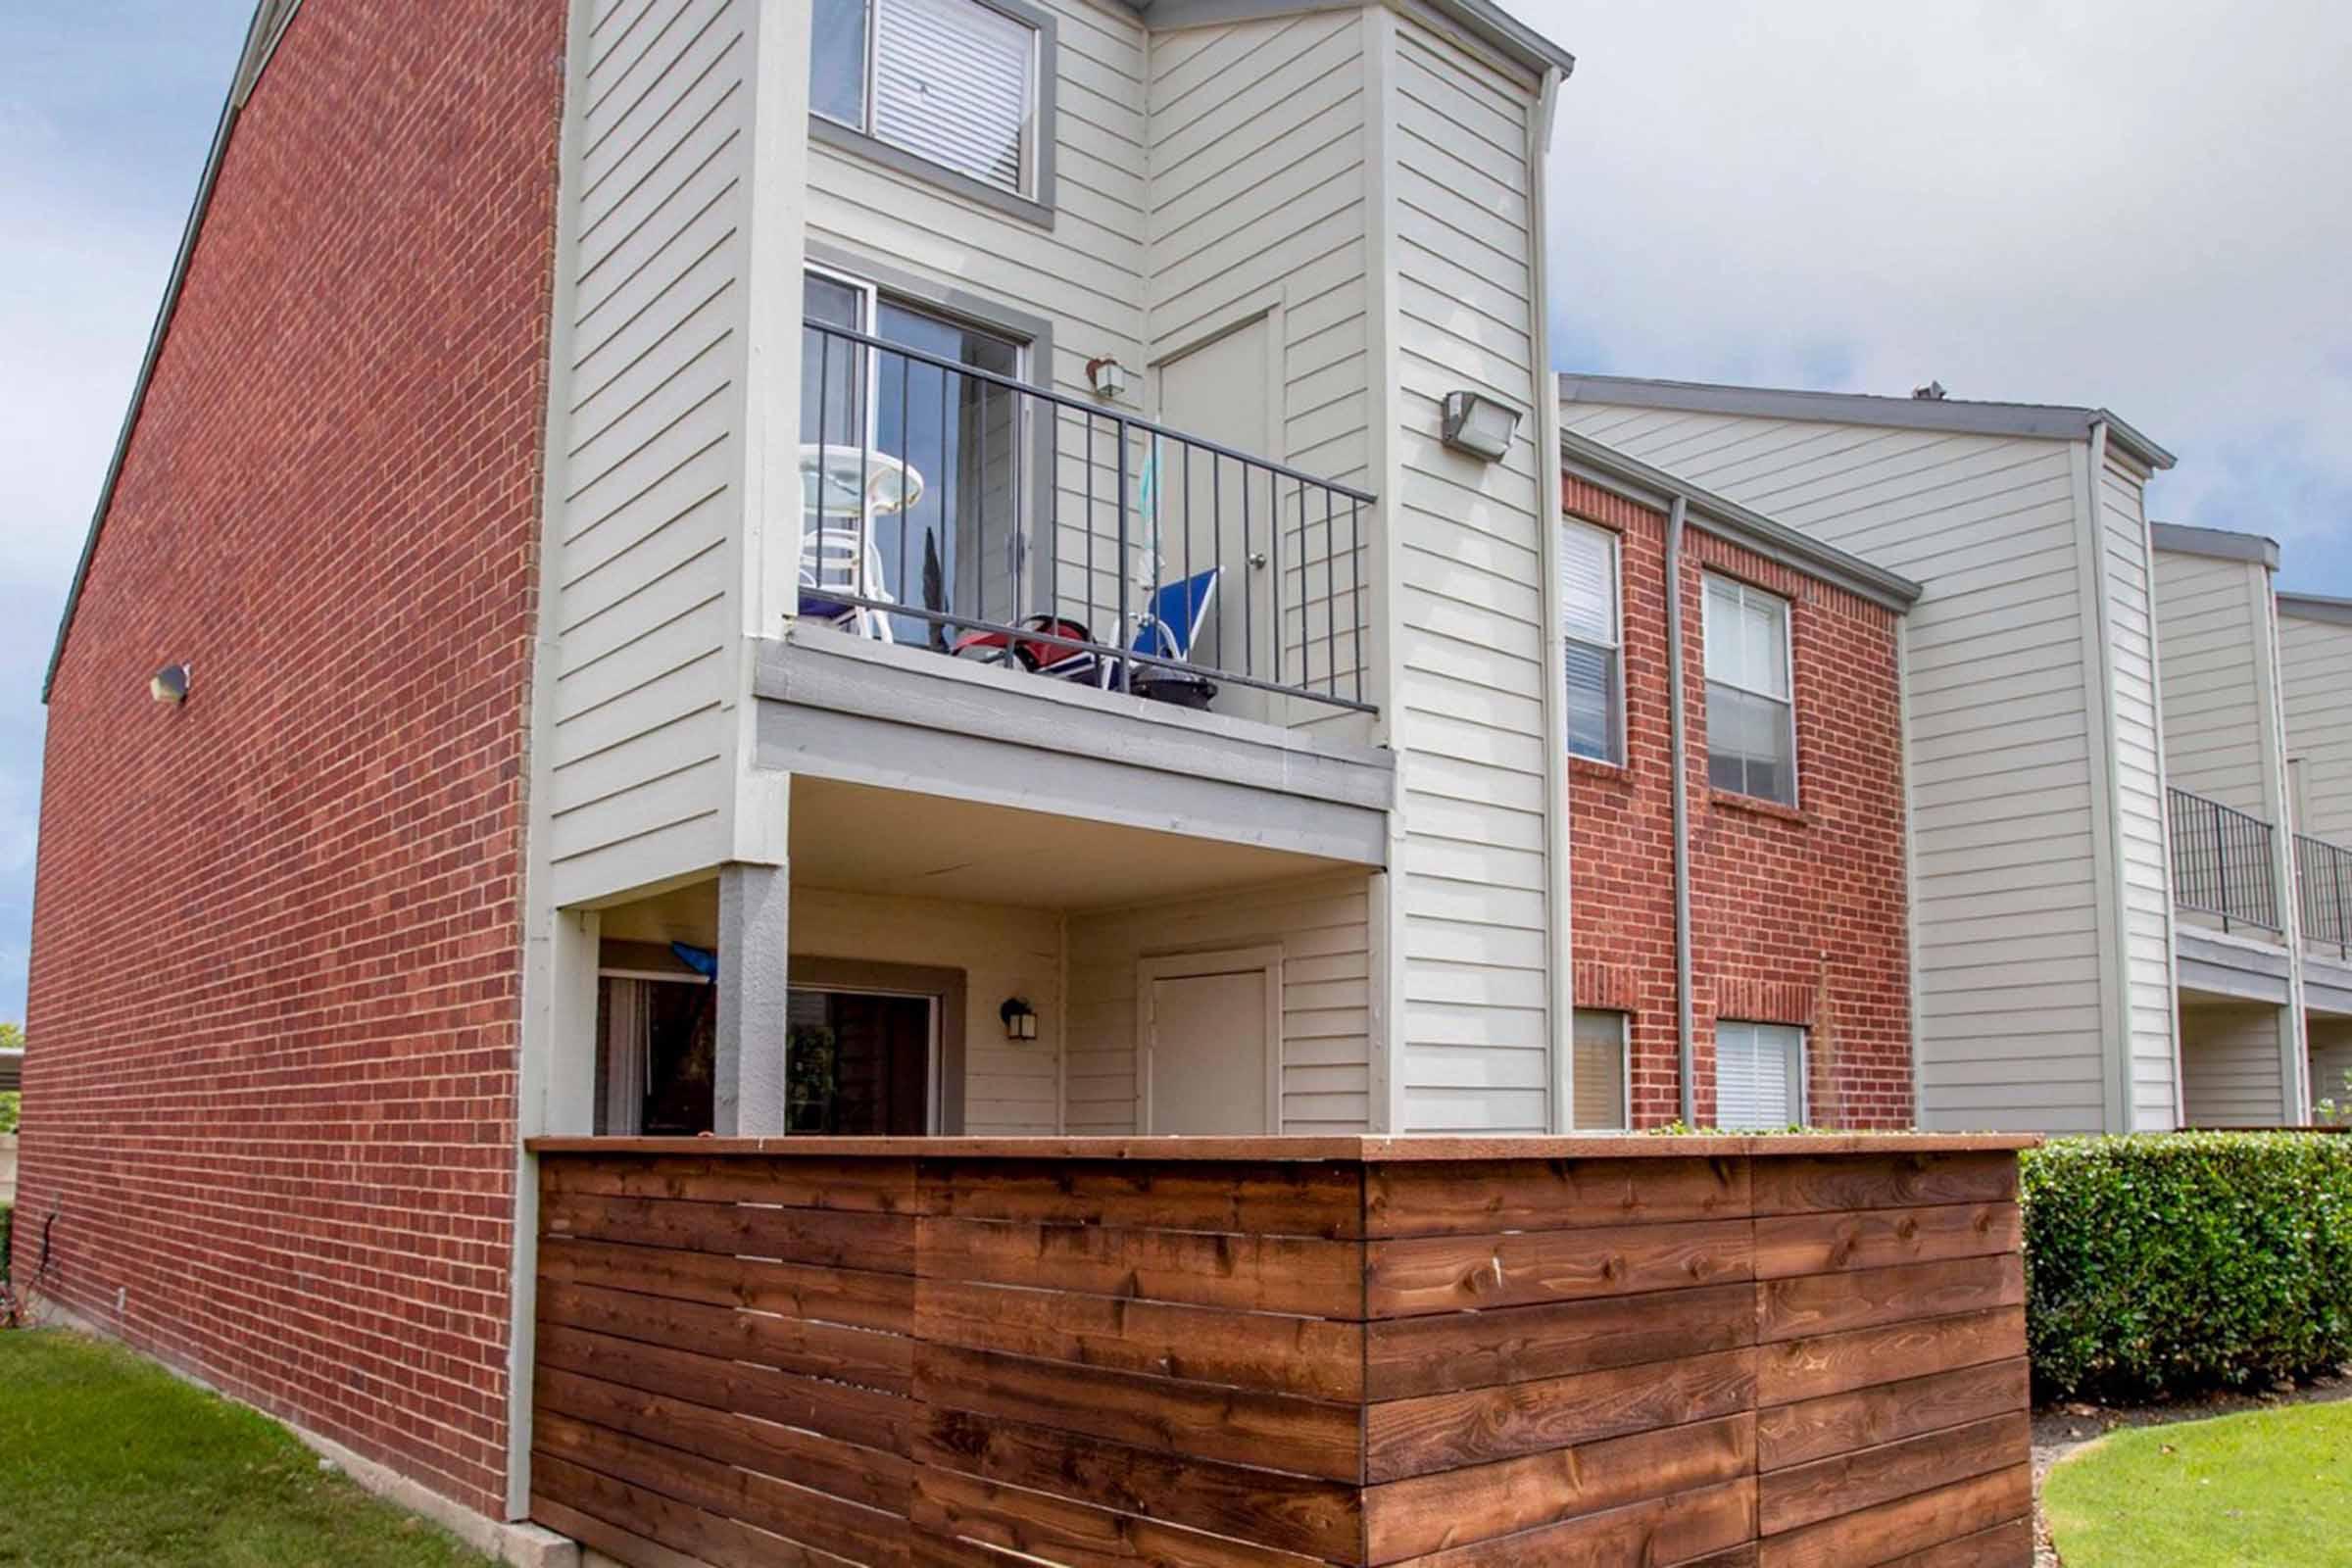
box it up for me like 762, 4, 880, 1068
25, 0, 1605, 1535
1560, 374, 2181, 1135
2279, 590, 2352, 1111
2147, 523, 2312, 1124
1557, 433, 1919, 1133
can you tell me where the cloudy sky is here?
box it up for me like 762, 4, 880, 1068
1, 1, 2347, 1026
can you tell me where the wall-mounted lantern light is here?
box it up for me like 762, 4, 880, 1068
150, 662, 192, 706
1085, 356, 1129, 402
1440, 390, 1524, 462
1000, 997, 1039, 1042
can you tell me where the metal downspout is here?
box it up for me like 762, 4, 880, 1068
1665, 496, 1697, 1124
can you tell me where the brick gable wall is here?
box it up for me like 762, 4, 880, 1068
23, 0, 565, 1513
1564, 475, 1914, 1129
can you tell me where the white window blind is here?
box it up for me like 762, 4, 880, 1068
1571, 1008, 1628, 1129
1703, 574, 1795, 804
1715, 1021, 1804, 1130
1560, 521, 1622, 763
872, 0, 1034, 195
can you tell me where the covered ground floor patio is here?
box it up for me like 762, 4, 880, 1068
564, 775, 1381, 1144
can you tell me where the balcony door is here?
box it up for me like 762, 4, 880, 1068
786, 988, 938, 1136
1154, 315, 1279, 721
804, 270, 1027, 648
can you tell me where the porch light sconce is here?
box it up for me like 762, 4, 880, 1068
1085, 356, 1129, 402
1440, 389, 1523, 462
1000, 997, 1039, 1042
150, 662, 192, 706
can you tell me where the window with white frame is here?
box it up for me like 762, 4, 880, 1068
1560, 521, 1623, 763
1714, 1020, 1805, 1130
1703, 574, 1796, 805
812, 0, 1041, 198
1571, 1008, 1629, 1129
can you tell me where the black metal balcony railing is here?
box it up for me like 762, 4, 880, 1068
798, 320, 1376, 714
2167, 786, 2280, 934
2298, 833, 2352, 959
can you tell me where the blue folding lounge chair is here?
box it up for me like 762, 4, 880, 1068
1104, 566, 1219, 697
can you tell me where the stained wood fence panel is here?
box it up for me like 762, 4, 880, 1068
526, 1142, 2033, 1568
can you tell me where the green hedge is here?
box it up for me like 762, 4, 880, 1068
2022, 1133, 2352, 1399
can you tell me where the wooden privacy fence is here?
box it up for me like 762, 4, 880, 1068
524, 1134, 2036, 1568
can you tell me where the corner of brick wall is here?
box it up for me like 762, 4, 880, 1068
23, 0, 567, 1514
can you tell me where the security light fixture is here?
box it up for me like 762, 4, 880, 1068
1000, 997, 1038, 1041
1085, 356, 1129, 402
150, 662, 191, 706
1441, 390, 1523, 462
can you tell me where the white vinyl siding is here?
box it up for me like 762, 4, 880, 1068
2097, 457, 2179, 1130
1382, 15, 1554, 1133
1560, 401, 2164, 1133
2279, 613, 2352, 848
1064, 872, 1374, 1135
1702, 574, 1795, 805
1142, 11, 1374, 737
541, 0, 760, 906
1560, 521, 1622, 762
1715, 1021, 1804, 1129
2152, 551, 2273, 817
2179, 1003, 2291, 1127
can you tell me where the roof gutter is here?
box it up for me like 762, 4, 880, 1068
2277, 592, 2352, 627
2147, 520, 2280, 571
41, 0, 300, 704
1558, 372, 2177, 474
1127, 0, 1574, 80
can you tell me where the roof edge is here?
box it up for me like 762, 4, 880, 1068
41, 0, 299, 704
2278, 591, 2352, 627
1558, 371, 2176, 473
1129, 0, 1574, 78
2148, 521, 2279, 571
1559, 426, 1924, 613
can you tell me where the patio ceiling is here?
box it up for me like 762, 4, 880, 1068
786, 776, 1350, 908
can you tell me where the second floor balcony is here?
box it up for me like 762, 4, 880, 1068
793, 319, 1375, 728
2300, 832, 2352, 962
2168, 786, 2282, 938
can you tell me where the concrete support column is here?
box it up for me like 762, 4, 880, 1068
717, 861, 792, 1135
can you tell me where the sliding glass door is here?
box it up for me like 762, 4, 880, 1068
802, 270, 1026, 647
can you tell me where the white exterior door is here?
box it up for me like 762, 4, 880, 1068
1140, 947, 1282, 1135
1153, 316, 1278, 718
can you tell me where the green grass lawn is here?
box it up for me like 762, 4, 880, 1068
2044, 1398, 2352, 1567
0, 1331, 499, 1567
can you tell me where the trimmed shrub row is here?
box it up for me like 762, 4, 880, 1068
2022, 1132, 2352, 1399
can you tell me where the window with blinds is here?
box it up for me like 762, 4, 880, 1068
1714, 1020, 1805, 1130
1560, 521, 1623, 763
814, 0, 1039, 199
1703, 574, 1796, 805
1571, 1008, 1629, 1129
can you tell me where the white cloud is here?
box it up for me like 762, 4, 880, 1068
1516, 0, 2352, 574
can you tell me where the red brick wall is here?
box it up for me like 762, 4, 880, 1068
1565, 476, 1913, 1129
23, 0, 564, 1514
